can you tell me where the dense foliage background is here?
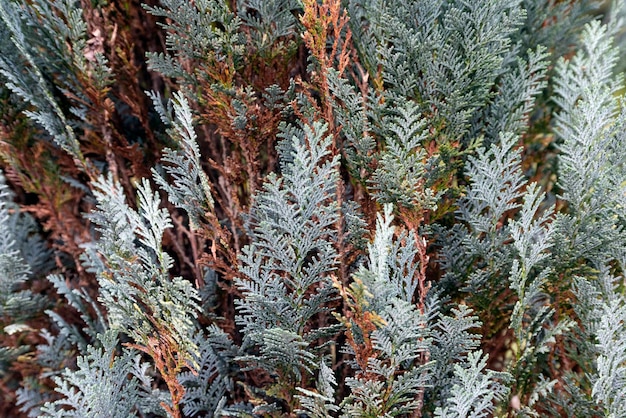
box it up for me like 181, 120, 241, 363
1, 0, 626, 416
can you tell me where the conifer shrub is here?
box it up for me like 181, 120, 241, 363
1, 0, 625, 416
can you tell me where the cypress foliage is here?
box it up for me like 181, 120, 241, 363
0, 0, 625, 417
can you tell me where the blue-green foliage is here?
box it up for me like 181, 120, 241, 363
236, 0, 300, 53
0, 0, 112, 163
150, 91, 215, 230
553, 14, 626, 415
338, 208, 433, 416
235, 120, 340, 379
425, 304, 484, 409
592, 297, 626, 416
2, 0, 626, 417
293, 206, 509, 416
434, 350, 511, 418
179, 326, 238, 417
0, 170, 47, 324
0, 169, 48, 375
39, 331, 162, 418
553, 19, 626, 270
295, 361, 340, 417
144, 0, 245, 92
82, 175, 199, 359
370, 101, 439, 210
347, 0, 526, 138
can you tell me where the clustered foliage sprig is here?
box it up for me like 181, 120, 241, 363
1, 0, 626, 417
235, 120, 340, 389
